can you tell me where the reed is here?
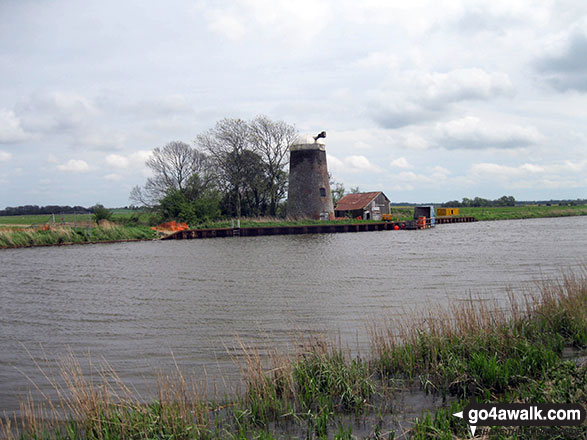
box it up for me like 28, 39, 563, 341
370, 270, 586, 397
0, 225, 156, 248
1, 270, 585, 439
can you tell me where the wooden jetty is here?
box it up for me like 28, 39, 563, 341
162, 216, 477, 241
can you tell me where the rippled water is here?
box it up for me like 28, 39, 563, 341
1, 216, 586, 413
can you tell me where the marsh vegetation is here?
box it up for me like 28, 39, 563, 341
2, 270, 585, 439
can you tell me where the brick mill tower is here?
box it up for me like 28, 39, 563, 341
287, 132, 334, 219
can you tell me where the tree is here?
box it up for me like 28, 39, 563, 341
329, 174, 345, 206
91, 204, 112, 222
196, 116, 297, 218
249, 115, 297, 216
130, 141, 210, 207
196, 118, 256, 218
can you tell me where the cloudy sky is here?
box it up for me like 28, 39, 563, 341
1, 0, 586, 207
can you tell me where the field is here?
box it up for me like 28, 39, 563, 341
388, 204, 587, 222
458, 204, 587, 221
0, 205, 585, 237
0, 210, 151, 227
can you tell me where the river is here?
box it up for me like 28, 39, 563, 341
1, 216, 586, 413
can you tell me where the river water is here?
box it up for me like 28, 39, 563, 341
1, 216, 586, 413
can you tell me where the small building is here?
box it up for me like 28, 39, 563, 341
413, 205, 436, 226
334, 192, 391, 220
437, 207, 459, 216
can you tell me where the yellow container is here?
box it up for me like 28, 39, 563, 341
382, 213, 393, 221
437, 208, 459, 216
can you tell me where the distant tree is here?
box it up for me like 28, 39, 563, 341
130, 141, 210, 207
441, 200, 462, 207
329, 174, 345, 206
494, 195, 516, 207
249, 115, 297, 216
91, 204, 112, 222
350, 186, 361, 194
197, 119, 252, 218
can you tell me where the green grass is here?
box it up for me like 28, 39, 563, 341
2, 272, 585, 439
0, 214, 92, 225
194, 217, 384, 229
459, 205, 587, 221
0, 211, 152, 226
3, 204, 583, 229
0, 225, 156, 248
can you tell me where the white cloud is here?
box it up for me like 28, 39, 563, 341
328, 154, 383, 174
372, 68, 514, 128
205, 10, 247, 41
424, 68, 514, 103
0, 109, 29, 143
435, 116, 543, 149
390, 157, 412, 169
0, 150, 13, 162
470, 160, 587, 189
106, 154, 130, 169
403, 133, 431, 150
354, 52, 399, 70
104, 173, 123, 181
105, 150, 152, 171
130, 150, 152, 165
57, 159, 90, 173
17, 92, 98, 134
431, 166, 451, 179
199, 0, 330, 43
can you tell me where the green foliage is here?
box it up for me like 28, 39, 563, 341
91, 204, 112, 222
293, 349, 375, 414
0, 226, 156, 248
157, 188, 221, 226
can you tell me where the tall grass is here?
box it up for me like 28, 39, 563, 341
371, 270, 586, 397
0, 225, 156, 248
1, 270, 585, 439
193, 216, 382, 230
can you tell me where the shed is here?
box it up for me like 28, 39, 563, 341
413, 205, 436, 226
334, 192, 391, 220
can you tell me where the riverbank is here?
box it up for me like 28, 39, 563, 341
2, 270, 584, 439
389, 204, 587, 222
0, 225, 157, 249
458, 204, 587, 221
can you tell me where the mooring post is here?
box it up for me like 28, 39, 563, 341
233, 218, 241, 237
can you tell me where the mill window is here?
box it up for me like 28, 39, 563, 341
320, 187, 326, 197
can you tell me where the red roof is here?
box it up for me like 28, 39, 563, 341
334, 192, 383, 211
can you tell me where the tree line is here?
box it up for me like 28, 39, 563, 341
130, 115, 297, 225
441, 196, 517, 207
0, 205, 92, 216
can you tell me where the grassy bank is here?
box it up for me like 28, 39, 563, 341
0, 211, 152, 227
2, 271, 585, 439
194, 217, 384, 229
458, 205, 587, 221
387, 205, 587, 222
0, 224, 157, 248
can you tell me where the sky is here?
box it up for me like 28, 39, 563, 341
1, 0, 586, 207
